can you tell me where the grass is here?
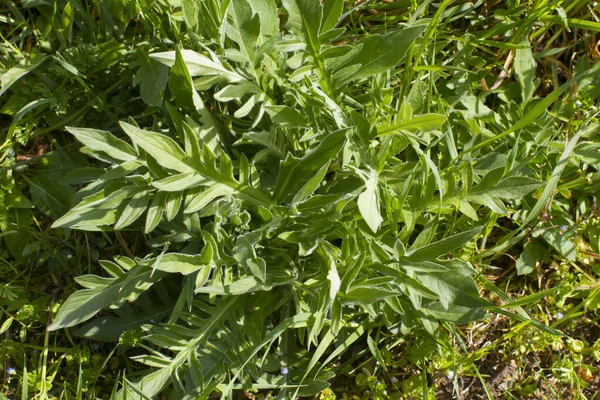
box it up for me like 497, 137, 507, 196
1, 0, 600, 399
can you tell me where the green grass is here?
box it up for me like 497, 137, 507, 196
1, 0, 600, 399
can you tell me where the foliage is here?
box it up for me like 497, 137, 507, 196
1, 0, 600, 399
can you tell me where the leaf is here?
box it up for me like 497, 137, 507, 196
152, 172, 209, 191
421, 303, 487, 324
0, 54, 46, 97
377, 114, 447, 136
367, 335, 386, 370
74, 306, 171, 342
26, 176, 75, 219
67, 127, 136, 162
516, 239, 547, 275
168, 48, 197, 109
115, 190, 151, 229
357, 168, 383, 233
184, 184, 233, 214
151, 253, 208, 275
274, 129, 346, 203
145, 192, 167, 233
524, 123, 587, 226
182, 0, 199, 28
132, 51, 169, 107
48, 265, 164, 330
320, 0, 343, 34
332, 23, 427, 85
282, 0, 322, 53
151, 50, 243, 83
233, 231, 266, 282
229, 0, 260, 64
119, 122, 194, 173
487, 176, 543, 200
514, 35, 537, 102
405, 227, 483, 262
416, 271, 484, 310
250, 0, 278, 37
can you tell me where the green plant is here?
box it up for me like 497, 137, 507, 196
43, 0, 507, 397
3, 0, 600, 399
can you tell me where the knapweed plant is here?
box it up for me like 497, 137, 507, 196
45, 0, 589, 398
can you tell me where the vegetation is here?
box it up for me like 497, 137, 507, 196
1, 0, 600, 398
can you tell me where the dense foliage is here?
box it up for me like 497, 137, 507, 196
1, 0, 600, 399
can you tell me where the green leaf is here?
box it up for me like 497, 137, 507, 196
274, 129, 346, 203
0, 54, 46, 97
48, 265, 164, 330
487, 176, 543, 200
115, 190, 151, 229
145, 192, 167, 233
184, 184, 233, 214
233, 231, 266, 282
357, 168, 383, 233
320, 0, 342, 34
132, 51, 169, 107
524, 123, 588, 226
405, 227, 483, 262
168, 47, 198, 109
366, 335, 387, 370
514, 35, 538, 102
67, 127, 137, 162
377, 113, 446, 136
333, 23, 427, 85
151, 253, 208, 275
229, 0, 261, 64
282, 0, 322, 52
422, 303, 487, 324
74, 306, 171, 342
151, 50, 243, 83
152, 172, 209, 191
119, 122, 195, 173
26, 176, 75, 219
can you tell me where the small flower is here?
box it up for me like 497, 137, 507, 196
559, 225, 568, 232
7, 367, 16, 375
92, 343, 100, 350
556, 312, 563, 319
280, 366, 289, 375
390, 376, 398, 383
447, 370, 455, 380
575, 100, 582, 107
150, 319, 157, 324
